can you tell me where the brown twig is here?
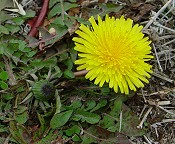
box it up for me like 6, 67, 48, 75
143, 0, 173, 30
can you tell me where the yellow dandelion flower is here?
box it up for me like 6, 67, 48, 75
73, 15, 153, 94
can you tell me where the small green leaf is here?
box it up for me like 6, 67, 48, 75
64, 58, 73, 70
26, 50, 37, 57
59, 52, 68, 61
0, 81, 8, 89
49, 0, 59, 8
0, 71, 8, 80
0, 25, 9, 34
64, 125, 80, 136
72, 134, 81, 142
50, 110, 73, 129
2, 93, 14, 100
52, 16, 65, 25
73, 110, 100, 124
6, 42, 18, 54
23, 10, 36, 18
90, 99, 107, 112
15, 111, 28, 124
4, 24, 20, 33
0, 43, 6, 54
101, 86, 110, 95
48, 2, 78, 19
15, 106, 29, 124
16, 105, 28, 114
10, 40, 26, 51
31, 58, 57, 68
64, 69, 75, 78
65, 100, 82, 110
70, 47, 77, 62
99, 3, 123, 17
12, 17, 24, 25
85, 100, 96, 111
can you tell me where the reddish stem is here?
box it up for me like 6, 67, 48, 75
27, 17, 38, 28
28, 0, 50, 37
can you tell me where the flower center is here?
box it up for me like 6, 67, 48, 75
41, 83, 55, 97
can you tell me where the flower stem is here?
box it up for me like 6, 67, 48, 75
74, 70, 88, 77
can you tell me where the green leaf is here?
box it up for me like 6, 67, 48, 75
50, 110, 73, 129
90, 99, 107, 112
52, 16, 65, 25
73, 110, 100, 124
70, 47, 77, 62
0, 81, 8, 89
30, 58, 57, 68
16, 105, 28, 114
68, 15, 90, 25
6, 42, 18, 54
48, 3, 60, 19
64, 125, 80, 136
100, 114, 117, 132
49, 0, 59, 8
64, 58, 73, 70
0, 43, 6, 54
2, 93, 14, 100
0, 25, 9, 34
85, 100, 96, 111
10, 39, 26, 51
23, 10, 36, 18
48, 2, 78, 19
110, 97, 125, 116
0, 71, 8, 80
72, 134, 81, 142
16, 86, 25, 93
64, 69, 75, 78
65, 100, 82, 110
59, 52, 68, 61
15, 111, 28, 124
26, 50, 37, 57
12, 17, 24, 25
101, 86, 110, 95
83, 8, 102, 18
4, 24, 20, 33
99, 3, 123, 17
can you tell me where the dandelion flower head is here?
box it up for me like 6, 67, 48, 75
73, 15, 153, 94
